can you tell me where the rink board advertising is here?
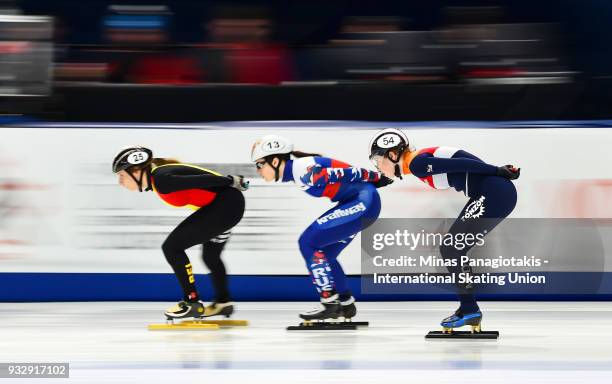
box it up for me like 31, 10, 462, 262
1, 122, 612, 300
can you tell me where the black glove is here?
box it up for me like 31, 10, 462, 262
228, 175, 249, 191
496, 165, 520, 180
372, 175, 394, 188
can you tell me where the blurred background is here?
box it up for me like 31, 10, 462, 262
1, 0, 612, 122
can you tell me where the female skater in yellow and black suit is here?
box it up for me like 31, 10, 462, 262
112, 146, 248, 320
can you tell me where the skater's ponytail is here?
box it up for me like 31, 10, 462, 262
290, 150, 321, 158
151, 157, 180, 167
264, 150, 321, 163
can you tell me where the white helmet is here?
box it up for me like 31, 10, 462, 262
368, 128, 413, 159
369, 128, 414, 179
251, 135, 294, 162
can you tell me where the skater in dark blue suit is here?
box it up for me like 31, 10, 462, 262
368, 128, 520, 333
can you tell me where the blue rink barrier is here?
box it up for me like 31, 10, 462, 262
1, 272, 612, 302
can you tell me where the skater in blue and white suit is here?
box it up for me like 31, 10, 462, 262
251, 135, 393, 322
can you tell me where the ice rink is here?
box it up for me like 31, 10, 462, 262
2, 301, 612, 383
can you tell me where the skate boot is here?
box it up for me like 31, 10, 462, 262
203, 301, 234, 318
287, 294, 362, 330
164, 300, 205, 321
340, 296, 357, 320
338, 296, 369, 327
299, 300, 342, 321
440, 309, 482, 334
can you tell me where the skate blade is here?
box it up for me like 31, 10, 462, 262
342, 320, 369, 327
425, 330, 499, 339
287, 321, 358, 331
148, 323, 220, 331
180, 319, 248, 327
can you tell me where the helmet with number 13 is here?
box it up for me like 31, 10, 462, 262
251, 135, 294, 182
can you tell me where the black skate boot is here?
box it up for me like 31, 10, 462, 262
338, 295, 369, 327
299, 300, 342, 321
164, 300, 204, 321
203, 301, 234, 318
340, 296, 357, 320
287, 294, 356, 330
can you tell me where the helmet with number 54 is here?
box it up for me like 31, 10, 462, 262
368, 128, 414, 179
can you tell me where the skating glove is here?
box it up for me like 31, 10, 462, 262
496, 165, 520, 180
228, 175, 249, 191
372, 175, 394, 188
